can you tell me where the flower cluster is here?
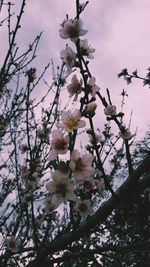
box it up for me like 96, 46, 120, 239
43, 8, 106, 220
45, 144, 97, 211
1, 2, 141, 261
59, 17, 95, 73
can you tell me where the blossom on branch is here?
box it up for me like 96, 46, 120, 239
51, 129, 69, 154
80, 38, 95, 59
46, 176, 76, 206
59, 19, 88, 42
69, 149, 95, 183
57, 109, 86, 132
67, 74, 83, 101
60, 46, 76, 71
88, 77, 100, 97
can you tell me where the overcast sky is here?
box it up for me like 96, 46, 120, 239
1, 0, 150, 138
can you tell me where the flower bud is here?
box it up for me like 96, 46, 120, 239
84, 102, 97, 117
104, 105, 116, 116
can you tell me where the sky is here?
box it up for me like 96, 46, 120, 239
1, 0, 150, 139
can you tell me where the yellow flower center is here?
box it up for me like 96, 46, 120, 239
65, 116, 78, 130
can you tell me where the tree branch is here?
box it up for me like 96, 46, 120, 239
27, 154, 150, 267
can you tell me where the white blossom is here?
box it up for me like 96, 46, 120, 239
80, 39, 95, 59
67, 74, 83, 101
88, 77, 100, 97
59, 19, 87, 42
51, 129, 69, 154
57, 109, 86, 132
60, 46, 76, 72
46, 176, 76, 206
69, 149, 95, 184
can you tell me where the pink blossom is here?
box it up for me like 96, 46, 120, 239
57, 109, 86, 132
46, 176, 76, 206
59, 19, 88, 42
67, 74, 83, 101
60, 46, 76, 71
69, 149, 95, 183
104, 105, 117, 116
88, 77, 100, 97
80, 39, 95, 59
51, 129, 69, 154
74, 199, 93, 218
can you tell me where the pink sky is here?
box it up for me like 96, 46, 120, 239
1, 0, 150, 138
